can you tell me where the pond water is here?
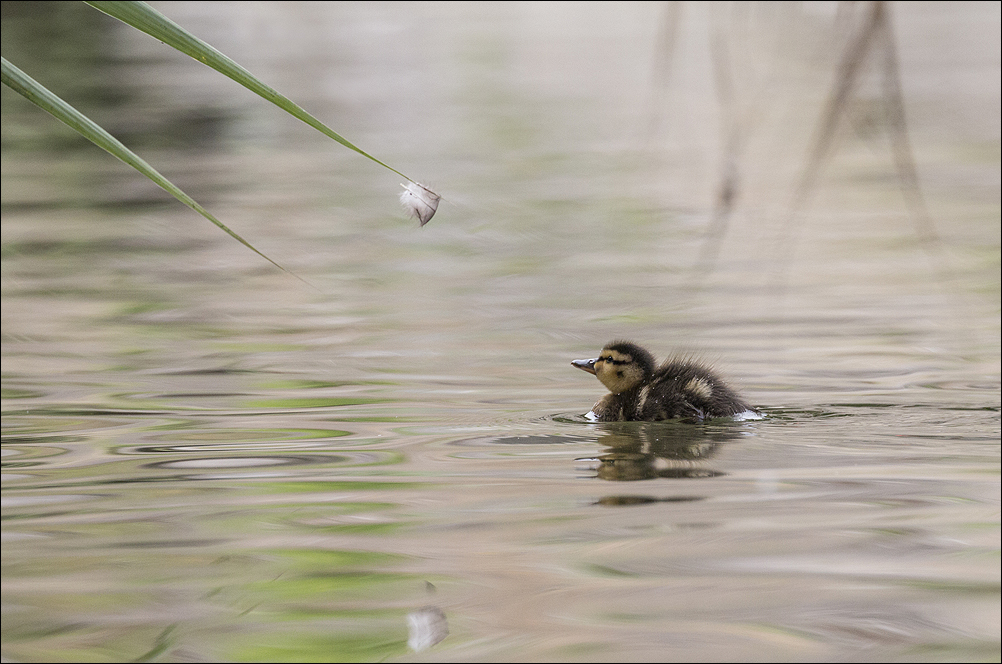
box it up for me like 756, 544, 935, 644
2, 2, 999, 662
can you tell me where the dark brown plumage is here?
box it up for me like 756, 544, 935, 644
571, 340, 752, 422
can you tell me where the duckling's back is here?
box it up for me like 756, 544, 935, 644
639, 359, 750, 421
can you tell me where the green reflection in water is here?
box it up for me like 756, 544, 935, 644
901, 641, 1002, 662
231, 632, 407, 663
209, 342, 305, 353
314, 522, 404, 535
224, 549, 423, 661
1, 387, 46, 399
584, 564, 641, 578
134, 624, 178, 661
146, 427, 353, 442
250, 572, 416, 600
900, 579, 1001, 594
277, 502, 397, 515
244, 397, 390, 409
257, 379, 397, 390
331, 416, 430, 423
267, 549, 408, 569
261, 481, 427, 494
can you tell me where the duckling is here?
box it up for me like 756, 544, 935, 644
572, 340, 752, 422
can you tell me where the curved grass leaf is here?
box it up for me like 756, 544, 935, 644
85, 1, 421, 186
2, 56, 301, 281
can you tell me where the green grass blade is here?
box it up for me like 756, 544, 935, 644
1, 56, 298, 279
85, 0, 416, 183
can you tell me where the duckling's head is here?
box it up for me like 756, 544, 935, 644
572, 341, 656, 394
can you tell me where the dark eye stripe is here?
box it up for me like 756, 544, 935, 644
599, 356, 630, 365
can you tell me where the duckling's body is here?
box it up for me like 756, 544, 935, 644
572, 341, 752, 422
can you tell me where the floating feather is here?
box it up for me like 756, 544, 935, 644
407, 606, 448, 651
400, 182, 440, 226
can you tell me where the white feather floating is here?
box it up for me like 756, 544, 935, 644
400, 182, 440, 226
407, 605, 449, 652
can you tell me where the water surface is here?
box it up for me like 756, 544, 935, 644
2, 2, 999, 661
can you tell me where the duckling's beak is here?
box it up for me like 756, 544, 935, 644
571, 358, 598, 375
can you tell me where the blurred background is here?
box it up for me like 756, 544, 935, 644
2, 2, 999, 661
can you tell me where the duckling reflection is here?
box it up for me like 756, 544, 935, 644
572, 340, 754, 422
580, 421, 744, 482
